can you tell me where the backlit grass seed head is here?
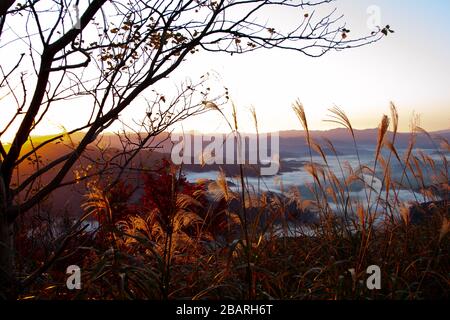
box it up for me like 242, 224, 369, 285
376, 114, 390, 160
293, 100, 308, 132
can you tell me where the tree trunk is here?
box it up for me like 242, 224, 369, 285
0, 174, 15, 299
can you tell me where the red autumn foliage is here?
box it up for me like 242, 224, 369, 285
140, 159, 207, 228
103, 180, 135, 224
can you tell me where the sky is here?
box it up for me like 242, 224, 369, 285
1, 0, 450, 142
171, 0, 450, 134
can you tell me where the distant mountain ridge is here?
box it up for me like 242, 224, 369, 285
278, 127, 450, 141
97, 127, 450, 158
276, 128, 450, 157
5, 127, 448, 217
3, 127, 449, 157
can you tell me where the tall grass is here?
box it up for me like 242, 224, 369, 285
15, 102, 449, 300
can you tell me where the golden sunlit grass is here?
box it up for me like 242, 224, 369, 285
18, 103, 449, 300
